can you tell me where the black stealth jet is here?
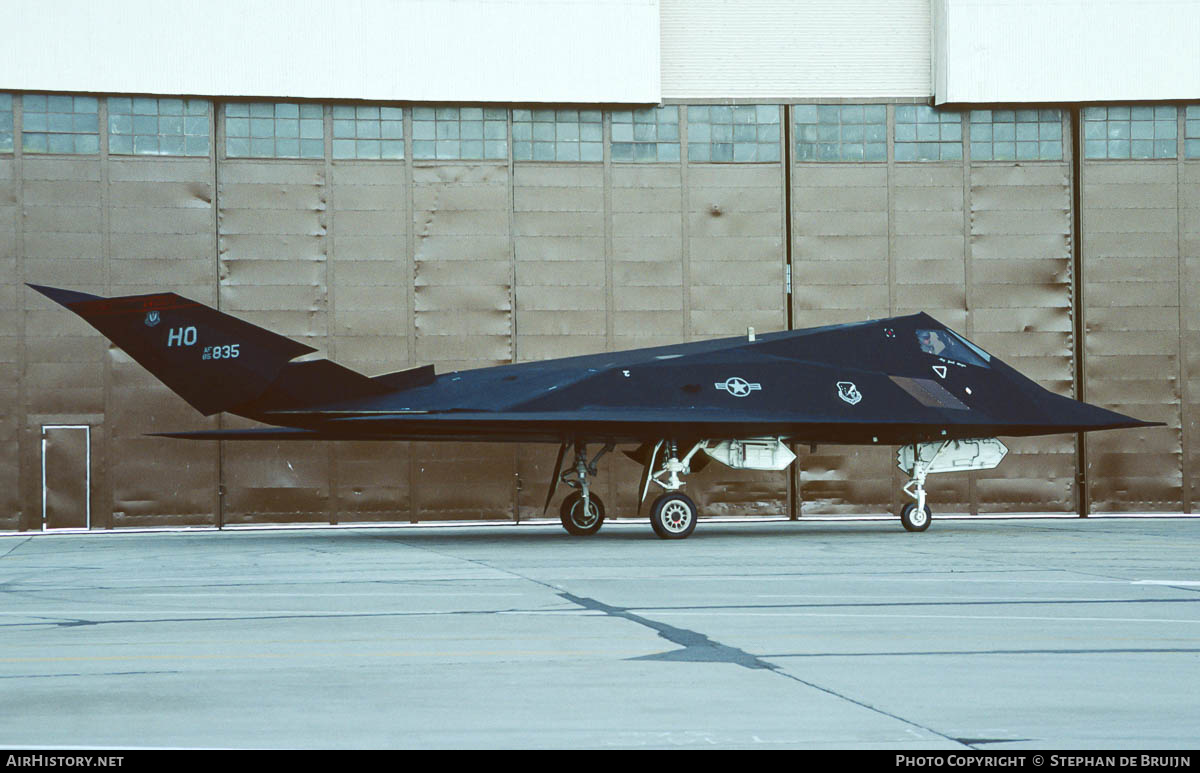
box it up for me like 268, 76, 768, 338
29, 284, 1152, 538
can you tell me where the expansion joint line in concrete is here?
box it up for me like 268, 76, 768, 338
558, 590, 967, 748
385, 536, 973, 748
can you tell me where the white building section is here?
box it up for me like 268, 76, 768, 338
935, 0, 1200, 104
660, 0, 932, 100
2, 0, 661, 104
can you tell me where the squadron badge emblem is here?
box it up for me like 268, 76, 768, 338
836, 381, 862, 405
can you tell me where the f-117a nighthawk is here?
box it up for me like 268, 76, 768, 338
30, 284, 1152, 539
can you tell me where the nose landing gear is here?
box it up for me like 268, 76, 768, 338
896, 438, 1008, 532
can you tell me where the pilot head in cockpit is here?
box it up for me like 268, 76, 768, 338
918, 330, 946, 355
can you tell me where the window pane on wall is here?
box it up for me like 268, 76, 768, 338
0, 94, 12, 153
332, 105, 404, 160
22, 94, 100, 155
411, 107, 507, 160
894, 105, 962, 162
108, 97, 210, 157
969, 109, 1062, 162
1083, 105, 1176, 160
1185, 105, 1200, 159
688, 104, 780, 163
794, 104, 886, 162
512, 109, 602, 162
225, 102, 324, 159
610, 106, 680, 163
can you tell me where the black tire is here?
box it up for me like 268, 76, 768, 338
900, 502, 932, 532
560, 491, 605, 536
650, 493, 698, 540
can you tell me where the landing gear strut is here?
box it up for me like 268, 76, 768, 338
560, 490, 605, 536
552, 442, 613, 536
644, 440, 706, 540
896, 438, 1009, 533
899, 440, 940, 533
547, 438, 709, 539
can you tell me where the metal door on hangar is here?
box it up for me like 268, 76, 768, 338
41, 425, 90, 530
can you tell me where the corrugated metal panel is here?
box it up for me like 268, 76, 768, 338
329, 163, 409, 371
332, 441, 415, 523
969, 163, 1075, 512
1184, 163, 1199, 513
0, 158, 18, 530
108, 158, 219, 527
412, 163, 515, 521
611, 165, 685, 350
892, 163, 969, 514
22, 158, 107, 417
661, 0, 931, 100
413, 165, 511, 369
218, 159, 331, 524
20, 158, 107, 529
792, 163, 894, 513
1082, 161, 1183, 511
328, 162, 413, 523
513, 165, 607, 362
936, 0, 1200, 104
512, 163, 607, 522
4, 0, 660, 104
687, 163, 789, 517
606, 163, 687, 517
687, 165, 785, 336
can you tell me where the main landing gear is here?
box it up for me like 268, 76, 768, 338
547, 437, 1010, 538
545, 439, 706, 539
554, 443, 612, 536
641, 440, 706, 540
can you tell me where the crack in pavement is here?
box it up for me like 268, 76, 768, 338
557, 589, 967, 747
559, 591, 775, 669
0, 538, 32, 560
339, 536, 981, 745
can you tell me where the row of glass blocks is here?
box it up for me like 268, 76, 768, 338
5, 95, 1200, 162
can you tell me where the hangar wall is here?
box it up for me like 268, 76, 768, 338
934, 0, 1200, 104
3, 97, 1197, 530
660, 0, 931, 99
3, 0, 661, 104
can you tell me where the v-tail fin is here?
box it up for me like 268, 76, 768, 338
30, 285, 319, 416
